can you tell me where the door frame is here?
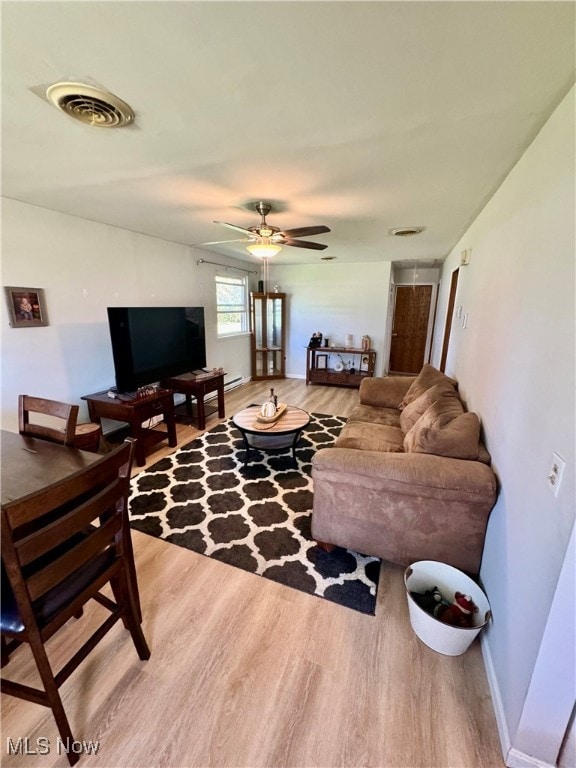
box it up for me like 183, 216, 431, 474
440, 268, 459, 372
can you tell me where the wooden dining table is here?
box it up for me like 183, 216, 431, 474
1, 429, 101, 507
1, 429, 143, 627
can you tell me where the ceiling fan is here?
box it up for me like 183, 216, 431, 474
208, 201, 330, 256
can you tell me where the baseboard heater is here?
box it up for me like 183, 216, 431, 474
224, 375, 245, 393
203, 375, 245, 402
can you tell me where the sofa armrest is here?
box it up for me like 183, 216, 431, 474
312, 447, 496, 500
311, 448, 497, 574
359, 376, 416, 409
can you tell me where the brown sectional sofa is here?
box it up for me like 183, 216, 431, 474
311, 365, 497, 575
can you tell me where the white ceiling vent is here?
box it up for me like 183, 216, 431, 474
46, 82, 135, 127
390, 227, 425, 237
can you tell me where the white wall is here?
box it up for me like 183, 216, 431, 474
431, 87, 575, 766
267, 261, 392, 378
0, 199, 253, 431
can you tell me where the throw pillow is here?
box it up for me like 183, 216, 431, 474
399, 364, 457, 409
403, 395, 480, 460
399, 382, 458, 433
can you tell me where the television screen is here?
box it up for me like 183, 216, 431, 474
107, 307, 206, 393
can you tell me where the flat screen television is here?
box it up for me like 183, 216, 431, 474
107, 307, 206, 393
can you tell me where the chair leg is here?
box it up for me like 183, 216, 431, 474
125, 606, 151, 661
110, 574, 130, 629
1, 636, 10, 667
1, 636, 24, 667
111, 569, 150, 661
121, 533, 143, 623
28, 634, 79, 767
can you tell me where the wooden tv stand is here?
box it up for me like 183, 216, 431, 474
82, 388, 177, 466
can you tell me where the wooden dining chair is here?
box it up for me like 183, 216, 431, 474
0, 439, 149, 766
18, 394, 79, 446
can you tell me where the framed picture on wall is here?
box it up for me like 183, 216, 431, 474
315, 353, 328, 370
4, 287, 48, 328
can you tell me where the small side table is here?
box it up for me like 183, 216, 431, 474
82, 389, 177, 466
161, 372, 226, 431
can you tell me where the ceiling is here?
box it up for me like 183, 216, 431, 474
2, 2, 574, 266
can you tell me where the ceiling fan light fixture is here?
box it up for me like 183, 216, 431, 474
246, 239, 282, 258
216, 201, 329, 254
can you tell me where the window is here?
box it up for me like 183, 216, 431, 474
215, 274, 249, 337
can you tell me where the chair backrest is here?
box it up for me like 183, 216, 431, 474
18, 395, 79, 446
1, 440, 134, 637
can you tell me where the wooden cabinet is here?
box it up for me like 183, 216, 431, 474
250, 292, 286, 380
306, 346, 376, 388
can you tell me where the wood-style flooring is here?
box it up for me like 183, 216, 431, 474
1, 379, 505, 768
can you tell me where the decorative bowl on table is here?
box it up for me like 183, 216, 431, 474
256, 403, 287, 423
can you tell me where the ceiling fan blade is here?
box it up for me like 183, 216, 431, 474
280, 225, 331, 238
213, 220, 255, 236
279, 238, 328, 250
193, 238, 252, 246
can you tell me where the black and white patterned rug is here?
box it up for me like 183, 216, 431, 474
129, 413, 381, 615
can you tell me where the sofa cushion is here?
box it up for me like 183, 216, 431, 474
347, 404, 401, 428
335, 422, 405, 453
404, 394, 480, 460
360, 376, 415, 408
399, 382, 458, 433
399, 365, 457, 409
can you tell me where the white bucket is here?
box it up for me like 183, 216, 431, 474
404, 560, 491, 656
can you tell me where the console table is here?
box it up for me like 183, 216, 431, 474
82, 389, 177, 466
306, 346, 376, 388
161, 371, 226, 431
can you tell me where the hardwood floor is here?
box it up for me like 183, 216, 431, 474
1, 379, 504, 768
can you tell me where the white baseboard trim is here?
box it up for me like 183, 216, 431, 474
481, 635, 556, 768
506, 748, 557, 768
482, 632, 512, 764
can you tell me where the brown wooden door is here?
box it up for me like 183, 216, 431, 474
389, 285, 433, 374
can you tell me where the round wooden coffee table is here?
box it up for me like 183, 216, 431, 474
232, 405, 310, 466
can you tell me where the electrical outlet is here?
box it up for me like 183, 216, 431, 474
547, 452, 566, 497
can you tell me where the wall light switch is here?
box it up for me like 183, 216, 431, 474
547, 452, 566, 497
456, 305, 462, 318
462, 313, 469, 329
